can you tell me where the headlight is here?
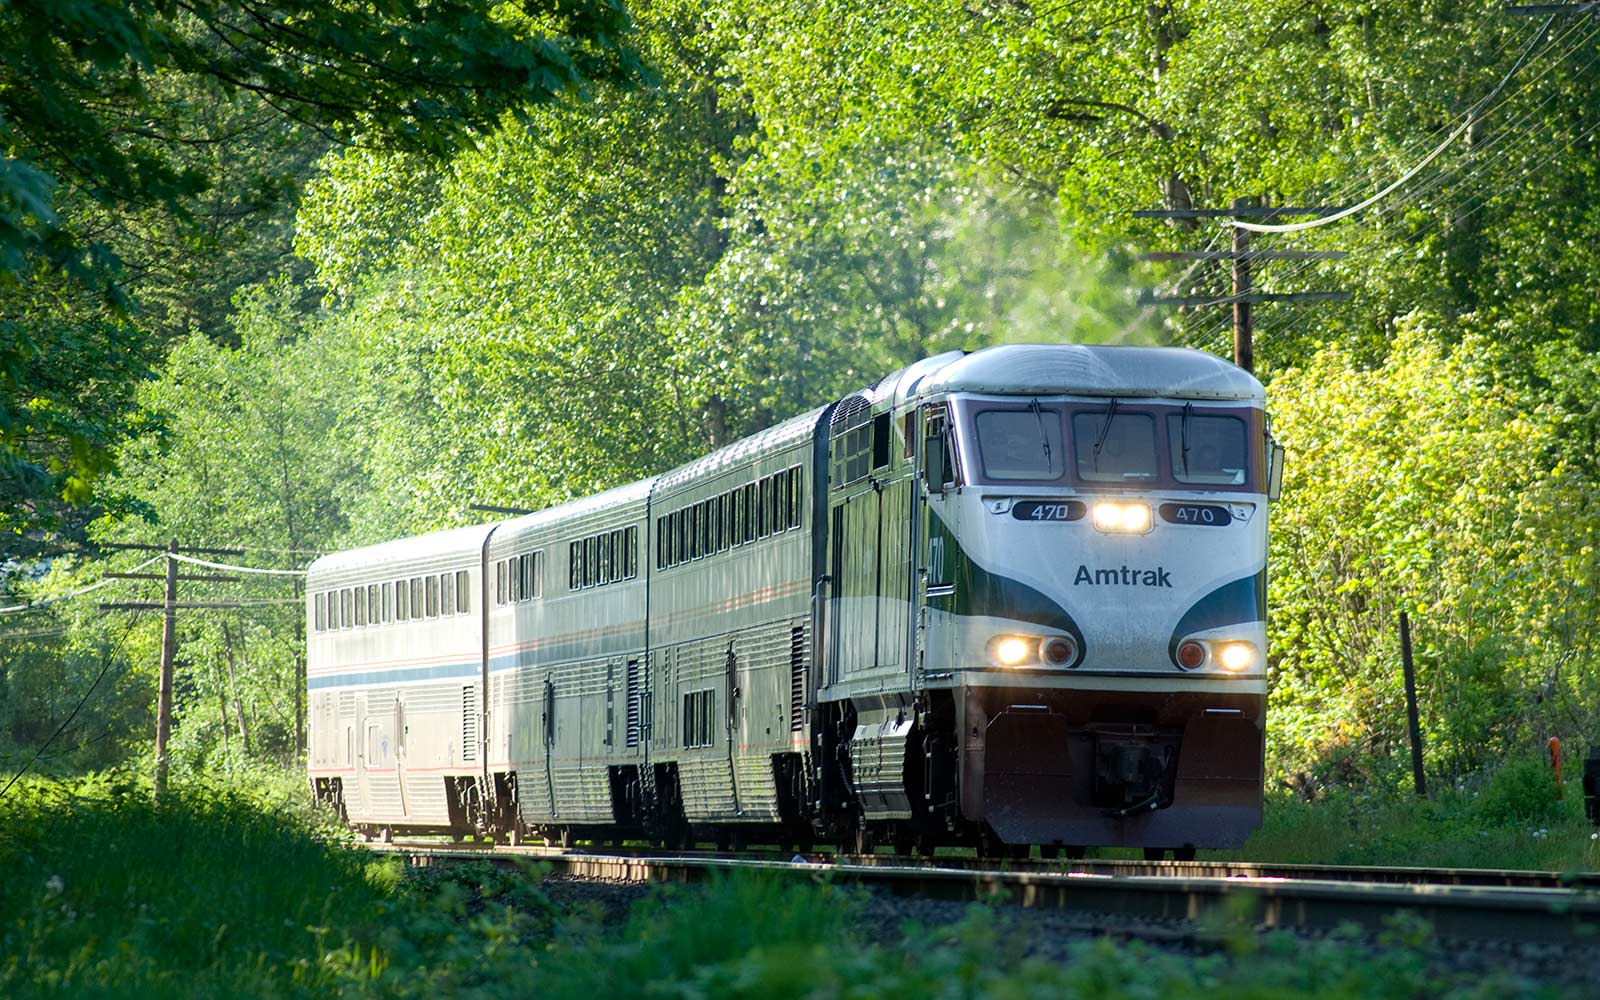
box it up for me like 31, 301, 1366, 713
1091, 502, 1152, 534
992, 636, 1033, 666
1217, 642, 1255, 672
1041, 636, 1077, 666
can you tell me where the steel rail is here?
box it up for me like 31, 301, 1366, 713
372, 838, 1600, 890
366, 842, 1600, 944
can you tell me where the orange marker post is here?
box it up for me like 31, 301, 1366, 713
1549, 737, 1563, 799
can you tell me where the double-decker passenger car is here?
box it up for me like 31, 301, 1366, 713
307, 343, 1282, 857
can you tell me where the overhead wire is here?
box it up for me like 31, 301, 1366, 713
1160, 14, 1600, 358
1243, 19, 1600, 357
1224, 14, 1558, 235
167, 552, 308, 576
0, 555, 166, 615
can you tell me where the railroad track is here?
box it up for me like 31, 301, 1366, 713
366, 840, 1600, 945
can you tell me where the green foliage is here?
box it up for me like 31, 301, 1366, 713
1265, 324, 1600, 787
0, 0, 642, 542
1238, 775, 1596, 872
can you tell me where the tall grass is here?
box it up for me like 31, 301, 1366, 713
1237, 756, 1600, 873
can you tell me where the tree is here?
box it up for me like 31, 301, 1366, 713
1, 0, 642, 547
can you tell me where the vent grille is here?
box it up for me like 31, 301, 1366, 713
461, 685, 478, 762
625, 659, 642, 748
789, 625, 806, 732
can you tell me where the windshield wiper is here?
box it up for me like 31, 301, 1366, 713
1092, 398, 1119, 468
1180, 402, 1193, 474
1028, 397, 1052, 468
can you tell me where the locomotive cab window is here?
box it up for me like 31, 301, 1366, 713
974, 407, 1065, 481
1072, 408, 1158, 483
1168, 412, 1250, 486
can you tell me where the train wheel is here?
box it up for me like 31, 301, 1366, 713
1143, 847, 1167, 861
714, 828, 732, 852
1173, 847, 1197, 862
558, 827, 573, 849
380, 826, 393, 844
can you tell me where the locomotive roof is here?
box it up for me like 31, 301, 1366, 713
917, 344, 1264, 402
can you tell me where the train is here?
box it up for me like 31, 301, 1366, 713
306, 343, 1282, 859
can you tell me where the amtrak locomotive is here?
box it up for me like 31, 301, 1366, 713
307, 344, 1282, 858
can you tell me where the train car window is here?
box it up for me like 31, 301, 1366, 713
426, 575, 440, 618
756, 477, 769, 537
368, 584, 380, 623
700, 690, 715, 747
655, 517, 666, 569
872, 411, 891, 469
1167, 413, 1250, 486
441, 572, 455, 615
596, 534, 609, 584
457, 570, 471, 612
587, 535, 599, 586
512, 556, 523, 602
314, 592, 327, 632
742, 484, 756, 542
712, 495, 724, 552
329, 591, 340, 629
341, 588, 353, 629
411, 577, 425, 618
567, 543, 578, 590
382, 582, 393, 622
354, 587, 366, 627
903, 412, 917, 458
682, 692, 694, 748
688, 504, 701, 560
974, 408, 1065, 481
675, 508, 688, 562
767, 475, 781, 534
1072, 410, 1158, 483
395, 578, 409, 621
790, 466, 804, 527
495, 561, 506, 605
700, 499, 713, 556
625, 526, 637, 578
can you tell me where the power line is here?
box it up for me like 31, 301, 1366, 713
1225, 14, 1557, 235
168, 552, 307, 576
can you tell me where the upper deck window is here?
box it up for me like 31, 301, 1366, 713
1072, 409, 1158, 483
974, 408, 1065, 481
1168, 413, 1249, 486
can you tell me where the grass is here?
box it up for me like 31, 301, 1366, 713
1230, 756, 1600, 873
1, 763, 1593, 997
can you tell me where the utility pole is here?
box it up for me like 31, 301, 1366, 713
1231, 197, 1255, 373
99, 541, 281, 801
1135, 202, 1350, 373
155, 539, 177, 801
